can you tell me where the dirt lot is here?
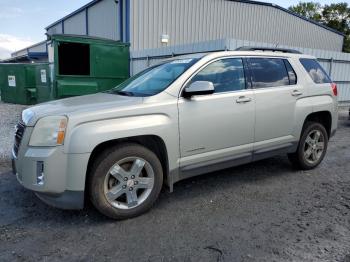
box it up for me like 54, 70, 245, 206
0, 101, 27, 164
0, 110, 349, 262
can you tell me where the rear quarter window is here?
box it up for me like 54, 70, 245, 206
284, 60, 297, 85
299, 58, 331, 84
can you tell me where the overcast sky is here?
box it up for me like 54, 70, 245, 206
0, 0, 348, 59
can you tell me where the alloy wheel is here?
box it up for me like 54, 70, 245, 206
303, 130, 325, 165
103, 157, 155, 209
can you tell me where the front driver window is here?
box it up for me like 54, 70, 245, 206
189, 58, 246, 93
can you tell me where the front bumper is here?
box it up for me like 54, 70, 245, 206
13, 144, 90, 210
14, 147, 67, 193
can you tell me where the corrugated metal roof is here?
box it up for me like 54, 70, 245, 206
11, 40, 47, 57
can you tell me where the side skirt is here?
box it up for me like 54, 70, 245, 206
174, 143, 298, 188
178, 153, 252, 182
253, 142, 298, 161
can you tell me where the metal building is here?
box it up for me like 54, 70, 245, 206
2, 41, 47, 63
44, 0, 344, 52
5, 0, 350, 102
9, 0, 345, 58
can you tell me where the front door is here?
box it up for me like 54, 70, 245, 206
178, 57, 255, 172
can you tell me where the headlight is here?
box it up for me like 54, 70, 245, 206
29, 116, 68, 147
22, 109, 35, 125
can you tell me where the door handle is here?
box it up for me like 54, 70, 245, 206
291, 90, 303, 97
236, 96, 252, 103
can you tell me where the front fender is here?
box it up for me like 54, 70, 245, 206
65, 114, 173, 154
64, 113, 180, 179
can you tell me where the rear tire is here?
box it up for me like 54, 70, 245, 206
88, 143, 163, 220
288, 122, 328, 170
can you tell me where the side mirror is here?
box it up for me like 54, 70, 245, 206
183, 81, 214, 98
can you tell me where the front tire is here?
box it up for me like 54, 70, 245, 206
288, 122, 328, 170
88, 143, 163, 220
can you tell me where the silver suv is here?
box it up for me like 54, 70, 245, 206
13, 47, 338, 219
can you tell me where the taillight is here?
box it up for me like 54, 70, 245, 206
331, 83, 338, 96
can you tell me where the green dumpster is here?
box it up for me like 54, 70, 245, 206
0, 63, 37, 105
0, 66, 3, 100
49, 34, 130, 99
35, 63, 53, 103
0, 35, 130, 104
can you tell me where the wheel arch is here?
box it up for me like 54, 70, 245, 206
303, 111, 332, 138
85, 135, 170, 191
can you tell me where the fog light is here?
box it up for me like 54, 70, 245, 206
36, 161, 44, 186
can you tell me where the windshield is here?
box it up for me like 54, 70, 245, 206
110, 58, 199, 97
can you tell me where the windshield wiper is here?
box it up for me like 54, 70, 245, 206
115, 90, 135, 96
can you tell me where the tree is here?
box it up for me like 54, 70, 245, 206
323, 3, 350, 52
344, 36, 350, 53
323, 3, 350, 34
289, 2, 350, 53
289, 2, 322, 21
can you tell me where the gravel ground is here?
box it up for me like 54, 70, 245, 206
0, 101, 27, 164
0, 109, 349, 262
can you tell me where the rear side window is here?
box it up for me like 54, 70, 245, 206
248, 58, 290, 88
299, 58, 331, 84
284, 60, 297, 85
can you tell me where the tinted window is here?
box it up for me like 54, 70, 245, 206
284, 60, 297, 85
300, 58, 331, 84
190, 58, 245, 93
248, 58, 289, 88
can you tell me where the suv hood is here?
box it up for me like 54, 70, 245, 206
22, 93, 143, 126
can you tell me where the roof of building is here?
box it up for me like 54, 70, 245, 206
11, 40, 47, 57
1, 52, 48, 63
45, 0, 345, 37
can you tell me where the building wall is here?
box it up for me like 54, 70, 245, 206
11, 41, 47, 57
47, 23, 63, 35
46, 0, 120, 41
130, 0, 344, 51
11, 49, 28, 57
29, 42, 47, 53
64, 11, 87, 35
88, 0, 120, 40
46, 0, 344, 51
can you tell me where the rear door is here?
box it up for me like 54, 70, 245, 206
247, 57, 305, 158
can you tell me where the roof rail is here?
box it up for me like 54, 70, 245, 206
235, 46, 302, 54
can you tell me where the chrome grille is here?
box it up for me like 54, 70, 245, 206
13, 121, 26, 157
